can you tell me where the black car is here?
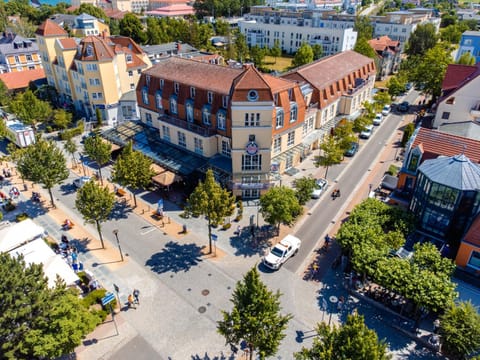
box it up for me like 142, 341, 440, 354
344, 142, 359, 157
398, 101, 410, 113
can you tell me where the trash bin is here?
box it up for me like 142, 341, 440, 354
23, 183, 28, 191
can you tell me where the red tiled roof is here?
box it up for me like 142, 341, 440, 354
77, 36, 115, 61
58, 38, 77, 50
412, 127, 480, 163
36, 19, 68, 37
0, 68, 45, 90
104, 9, 128, 20
110, 36, 144, 55
232, 65, 273, 102
367, 35, 400, 52
146, 4, 194, 16
441, 64, 479, 91
463, 215, 480, 246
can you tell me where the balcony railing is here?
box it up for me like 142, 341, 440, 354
159, 113, 217, 137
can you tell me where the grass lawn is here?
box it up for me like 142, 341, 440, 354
263, 55, 293, 72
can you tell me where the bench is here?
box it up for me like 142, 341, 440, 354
116, 188, 127, 197
152, 211, 163, 220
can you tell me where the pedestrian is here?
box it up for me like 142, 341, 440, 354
324, 235, 331, 249
133, 289, 140, 305
433, 319, 440, 334
128, 294, 136, 309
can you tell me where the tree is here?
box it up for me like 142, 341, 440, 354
270, 39, 282, 63
76, 3, 109, 24
111, 141, 155, 207
405, 23, 438, 57
439, 301, 480, 360
316, 135, 344, 178
0, 253, 100, 359
75, 180, 115, 249
64, 137, 78, 169
120, 13, 147, 44
456, 52, 475, 65
16, 139, 69, 207
373, 91, 391, 110
354, 37, 377, 59
235, 32, 249, 62
218, 267, 292, 360
0, 79, 11, 106
95, 107, 103, 128
334, 120, 357, 151
184, 169, 236, 254
146, 17, 161, 45
83, 134, 112, 185
52, 109, 72, 130
295, 313, 390, 360
9, 89, 52, 129
387, 76, 406, 97
294, 176, 316, 205
292, 43, 314, 68
109, 18, 120, 35
259, 186, 303, 231
311, 44, 323, 60
249, 45, 266, 67
354, 16, 373, 40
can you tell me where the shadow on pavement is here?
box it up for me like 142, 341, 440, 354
190, 353, 234, 360
71, 237, 93, 254
109, 200, 133, 220
59, 183, 77, 196
145, 241, 203, 274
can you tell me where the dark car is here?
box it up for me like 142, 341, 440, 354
398, 101, 410, 113
344, 142, 359, 157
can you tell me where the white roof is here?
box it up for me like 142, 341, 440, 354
0, 219, 46, 252
10, 238, 79, 288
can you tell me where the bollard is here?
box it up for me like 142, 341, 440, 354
23, 183, 28, 191
183, 224, 187, 233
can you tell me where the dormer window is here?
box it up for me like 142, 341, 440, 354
174, 82, 179, 94
86, 45, 93, 57
446, 97, 455, 105
126, 54, 133, 63
190, 87, 196, 98
207, 91, 213, 104
160, 79, 164, 89
142, 86, 149, 105
290, 102, 297, 122
248, 90, 259, 102
146, 75, 151, 86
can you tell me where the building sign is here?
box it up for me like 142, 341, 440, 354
232, 182, 271, 190
245, 141, 259, 155
270, 162, 280, 173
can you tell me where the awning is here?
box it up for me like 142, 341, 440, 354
102, 139, 121, 151
152, 171, 181, 186
151, 163, 166, 174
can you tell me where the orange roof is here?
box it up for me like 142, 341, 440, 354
368, 35, 400, 52
463, 215, 480, 247
36, 19, 68, 37
441, 63, 479, 91
412, 127, 480, 163
58, 38, 77, 50
0, 68, 46, 90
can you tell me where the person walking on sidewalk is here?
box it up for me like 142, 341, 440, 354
133, 289, 140, 305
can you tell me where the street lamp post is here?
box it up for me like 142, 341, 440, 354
112, 229, 124, 262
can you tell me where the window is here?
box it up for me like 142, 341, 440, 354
155, 91, 162, 109
202, 105, 211, 125
128, 71, 133, 77
89, 78, 100, 86
185, 100, 194, 123
145, 113, 152, 127
126, 54, 132, 63
174, 82, 179, 94
287, 131, 295, 146
160, 79, 164, 89
86, 45, 93, 57
26, 54, 32, 61
290, 102, 297, 122
28, 66, 35, 70
247, 90, 259, 101
190, 87, 196, 98
468, 251, 480, 270
442, 112, 450, 120
273, 137, 281, 153
130, 83, 135, 90
162, 125, 170, 141
276, 108, 284, 128
86, 63, 97, 71
222, 96, 229, 108
146, 75, 151, 86
408, 152, 420, 172
242, 154, 262, 171
194, 138, 203, 155
207, 91, 213, 104
178, 132, 186, 147
217, 110, 226, 130
446, 97, 455, 105
142, 87, 149, 105
222, 140, 231, 157
244, 113, 259, 127
170, 96, 178, 114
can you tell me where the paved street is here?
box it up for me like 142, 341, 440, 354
0, 89, 456, 359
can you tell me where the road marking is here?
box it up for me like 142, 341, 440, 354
140, 227, 156, 235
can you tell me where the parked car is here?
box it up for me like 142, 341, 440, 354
311, 178, 328, 199
73, 176, 92, 189
405, 82, 413, 91
398, 101, 410, 113
263, 235, 301, 270
381, 105, 391, 116
373, 113, 383, 126
344, 142, 359, 157
360, 124, 374, 139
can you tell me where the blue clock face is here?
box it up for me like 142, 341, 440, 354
247, 90, 259, 101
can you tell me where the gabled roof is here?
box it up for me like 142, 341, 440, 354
281, 50, 375, 89
368, 35, 400, 52
411, 127, 480, 163
441, 64, 479, 91
77, 36, 115, 61
35, 19, 68, 37
0, 68, 46, 90
57, 37, 78, 50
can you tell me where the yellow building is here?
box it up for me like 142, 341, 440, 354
0, 32, 42, 73
35, 19, 151, 126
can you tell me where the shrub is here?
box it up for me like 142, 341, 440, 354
222, 223, 232, 230
386, 165, 399, 176
59, 126, 83, 141
235, 215, 242, 222
77, 271, 90, 286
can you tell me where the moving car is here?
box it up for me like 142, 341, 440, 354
344, 142, 359, 157
373, 113, 383, 126
360, 124, 374, 139
398, 101, 410, 113
73, 176, 92, 189
263, 235, 301, 270
311, 178, 328, 199
381, 105, 391, 116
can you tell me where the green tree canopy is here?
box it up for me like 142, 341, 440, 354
145, 17, 162, 45
234, 32, 249, 62
64, 137, 78, 169
16, 139, 69, 207
295, 313, 390, 360
292, 43, 314, 68
387, 76, 406, 97
456, 52, 476, 65
270, 39, 282, 63
405, 23, 438, 57
185, 169, 236, 253
111, 141, 155, 207
9, 89, 52, 129
354, 16, 374, 40
218, 267, 292, 360
439, 301, 480, 360
294, 176, 316, 205
83, 134, 112, 185
120, 13, 147, 44
354, 37, 377, 59
0, 253, 100, 359
316, 134, 344, 178
259, 186, 303, 230
311, 44, 323, 60
75, 4, 109, 24
0, 79, 11, 106
75, 180, 115, 249
52, 109, 72, 130
334, 120, 357, 151
249, 45, 266, 67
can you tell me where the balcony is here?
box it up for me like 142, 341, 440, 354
159, 113, 217, 137
471, 103, 480, 118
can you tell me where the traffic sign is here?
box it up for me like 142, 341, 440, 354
101, 292, 115, 306
113, 284, 119, 293
211, 234, 218, 242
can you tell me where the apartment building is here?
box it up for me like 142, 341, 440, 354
35, 19, 151, 126
131, 50, 374, 198
368, 36, 401, 80
48, 13, 110, 38
456, 31, 480, 64
0, 32, 42, 73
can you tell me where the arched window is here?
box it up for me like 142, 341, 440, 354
186, 99, 194, 123
202, 105, 211, 125
142, 87, 149, 105
155, 90, 162, 109
290, 102, 297, 122
217, 110, 226, 130
169, 95, 178, 115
